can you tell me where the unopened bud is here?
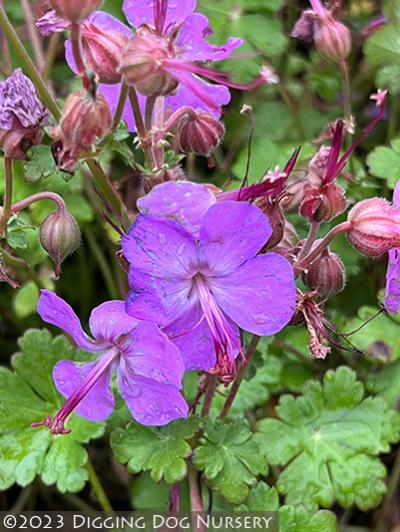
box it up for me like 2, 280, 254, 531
175, 111, 225, 156
302, 244, 345, 298
50, 0, 103, 22
52, 89, 112, 172
40, 209, 81, 276
256, 199, 285, 250
347, 198, 400, 257
314, 16, 351, 64
81, 23, 129, 84
119, 27, 178, 97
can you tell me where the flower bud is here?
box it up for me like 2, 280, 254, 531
119, 27, 178, 97
347, 198, 400, 257
51, 89, 112, 172
175, 111, 225, 156
256, 199, 285, 250
81, 23, 129, 84
314, 17, 351, 64
302, 244, 345, 299
40, 210, 81, 276
49, 0, 102, 22
300, 182, 346, 222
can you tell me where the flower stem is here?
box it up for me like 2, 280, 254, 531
85, 461, 113, 513
11, 191, 66, 214
200, 376, 217, 417
112, 82, 129, 133
220, 335, 261, 419
169, 484, 181, 512
70, 22, 86, 78
296, 221, 350, 273
128, 87, 146, 138
188, 463, 204, 513
0, 157, 13, 236
0, 5, 61, 120
144, 95, 157, 131
277, 84, 307, 141
340, 60, 352, 125
297, 221, 321, 261
20, 0, 45, 73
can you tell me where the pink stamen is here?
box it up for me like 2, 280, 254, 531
193, 275, 244, 382
32, 347, 119, 434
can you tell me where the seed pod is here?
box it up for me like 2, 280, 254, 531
40, 210, 81, 276
50, 0, 103, 22
176, 111, 225, 156
81, 23, 129, 84
314, 17, 351, 64
347, 198, 400, 257
303, 245, 345, 298
119, 27, 178, 97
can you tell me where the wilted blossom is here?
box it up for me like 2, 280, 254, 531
0, 69, 49, 159
32, 290, 187, 434
385, 181, 400, 314
60, 0, 269, 130
36, 9, 70, 35
300, 91, 387, 222
122, 198, 296, 381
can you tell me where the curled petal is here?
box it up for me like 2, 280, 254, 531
37, 290, 102, 351
177, 13, 243, 62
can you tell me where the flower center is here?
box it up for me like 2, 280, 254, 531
32, 347, 120, 435
192, 273, 243, 384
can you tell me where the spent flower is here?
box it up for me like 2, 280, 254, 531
0, 69, 49, 160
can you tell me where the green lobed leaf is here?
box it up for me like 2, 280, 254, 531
23, 145, 71, 183
237, 482, 337, 532
255, 367, 400, 512
366, 358, 400, 408
364, 24, 400, 66
193, 418, 268, 504
13, 281, 39, 319
366, 138, 400, 188
6, 216, 35, 250
0, 329, 105, 493
111, 416, 200, 484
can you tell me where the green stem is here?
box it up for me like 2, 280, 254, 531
129, 87, 146, 138
85, 461, 113, 513
277, 84, 307, 141
200, 376, 217, 417
83, 226, 119, 300
144, 95, 157, 131
85, 159, 130, 229
0, 157, 13, 236
0, 5, 61, 120
340, 60, 352, 125
112, 82, 129, 132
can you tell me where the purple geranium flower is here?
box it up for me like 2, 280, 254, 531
32, 290, 188, 434
59, 0, 266, 130
122, 199, 296, 380
385, 181, 400, 314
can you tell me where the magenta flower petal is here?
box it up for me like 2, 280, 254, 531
122, 214, 197, 278
117, 373, 188, 426
89, 300, 139, 343
127, 269, 192, 325
385, 181, 400, 314
120, 322, 184, 388
210, 254, 296, 336
137, 180, 216, 235
199, 201, 272, 276
165, 304, 239, 371
123, 0, 196, 29
53, 359, 114, 421
37, 290, 103, 352
177, 13, 243, 62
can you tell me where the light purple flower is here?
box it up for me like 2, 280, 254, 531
385, 181, 400, 314
0, 69, 48, 130
62, 0, 266, 130
122, 199, 296, 380
32, 290, 187, 434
